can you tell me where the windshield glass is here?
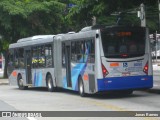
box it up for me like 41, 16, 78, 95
101, 27, 146, 58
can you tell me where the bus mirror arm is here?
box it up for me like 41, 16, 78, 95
96, 34, 99, 38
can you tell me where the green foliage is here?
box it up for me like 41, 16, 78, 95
66, 0, 159, 32
0, 0, 66, 48
0, 0, 159, 53
0, 0, 65, 18
0, 0, 159, 78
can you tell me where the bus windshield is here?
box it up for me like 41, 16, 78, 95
101, 27, 145, 58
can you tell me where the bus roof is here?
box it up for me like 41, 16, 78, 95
54, 29, 97, 42
80, 25, 146, 32
17, 35, 55, 43
9, 35, 55, 48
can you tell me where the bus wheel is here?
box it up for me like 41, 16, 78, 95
17, 75, 28, 90
78, 77, 86, 97
47, 74, 56, 92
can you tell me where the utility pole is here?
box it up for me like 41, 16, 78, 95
140, 3, 146, 27
92, 16, 96, 26
158, 0, 160, 30
155, 31, 158, 62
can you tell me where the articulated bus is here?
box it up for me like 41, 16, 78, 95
8, 25, 153, 96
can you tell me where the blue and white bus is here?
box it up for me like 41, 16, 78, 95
8, 26, 153, 96
8, 35, 55, 90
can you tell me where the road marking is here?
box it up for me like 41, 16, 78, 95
27, 117, 37, 120
82, 98, 127, 111
73, 96, 160, 120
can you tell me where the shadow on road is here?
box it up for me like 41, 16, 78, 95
87, 92, 145, 99
144, 89, 160, 94
12, 87, 148, 99
28, 87, 48, 92
13, 87, 48, 92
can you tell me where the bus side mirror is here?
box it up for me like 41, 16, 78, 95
96, 34, 99, 38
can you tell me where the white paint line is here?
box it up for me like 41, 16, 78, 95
27, 117, 37, 120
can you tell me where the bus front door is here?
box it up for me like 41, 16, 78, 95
65, 46, 72, 88
25, 50, 32, 84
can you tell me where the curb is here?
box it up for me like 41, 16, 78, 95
0, 83, 9, 85
153, 70, 160, 76
0, 79, 9, 85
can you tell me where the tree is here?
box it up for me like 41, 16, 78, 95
66, 0, 158, 31
0, 0, 66, 78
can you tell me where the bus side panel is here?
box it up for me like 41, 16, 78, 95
62, 59, 95, 93
82, 63, 96, 93
71, 62, 85, 91
8, 70, 18, 86
9, 69, 26, 86
31, 68, 55, 87
62, 62, 85, 91
66, 62, 95, 93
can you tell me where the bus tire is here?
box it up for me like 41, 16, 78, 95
46, 74, 56, 92
17, 75, 28, 90
78, 77, 86, 97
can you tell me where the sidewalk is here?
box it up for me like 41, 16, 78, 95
0, 78, 9, 85
152, 58, 160, 66
153, 63, 160, 76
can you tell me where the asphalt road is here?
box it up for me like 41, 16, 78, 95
0, 73, 159, 120
0, 85, 160, 120
153, 75, 160, 89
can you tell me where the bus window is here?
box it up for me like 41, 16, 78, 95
45, 44, 53, 67
84, 39, 95, 63
119, 45, 127, 53
62, 43, 66, 67
71, 42, 76, 62
8, 50, 14, 67
101, 28, 145, 58
138, 44, 145, 53
129, 41, 137, 53
76, 41, 84, 63
32, 47, 38, 68
7, 49, 14, 76
18, 48, 25, 68
14, 49, 19, 68
90, 39, 95, 63
0, 56, 1, 69
108, 45, 115, 54
38, 46, 45, 68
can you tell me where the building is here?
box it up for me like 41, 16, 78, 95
150, 33, 160, 58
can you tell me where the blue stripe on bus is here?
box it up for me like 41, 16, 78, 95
33, 70, 43, 87
62, 43, 90, 91
62, 63, 86, 91
62, 52, 89, 90
72, 55, 89, 91
72, 63, 85, 91
97, 75, 153, 91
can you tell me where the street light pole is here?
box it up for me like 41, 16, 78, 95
140, 3, 146, 27
155, 31, 158, 62
158, 0, 160, 30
